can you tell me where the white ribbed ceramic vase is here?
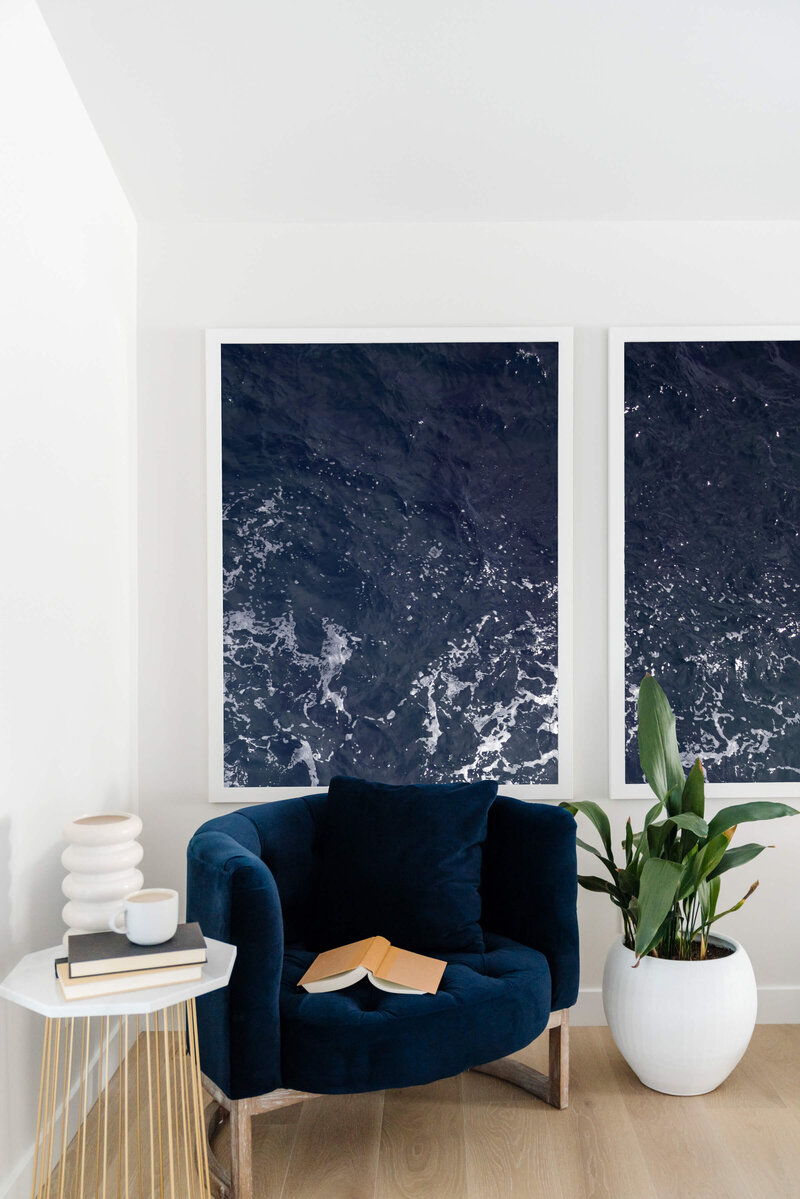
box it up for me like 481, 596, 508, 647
602, 934, 757, 1096
61, 812, 143, 941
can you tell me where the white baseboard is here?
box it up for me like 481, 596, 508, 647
571, 987, 605, 1025
572, 984, 800, 1027
753, 986, 800, 1023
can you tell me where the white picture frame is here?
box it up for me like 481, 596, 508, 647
207, 327, 573, 803
609, 326, 800, 800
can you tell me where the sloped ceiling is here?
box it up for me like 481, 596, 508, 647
37, 0, 800, 221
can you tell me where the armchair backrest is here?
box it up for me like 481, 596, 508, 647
482, 797, 579, 1011
194, 794, 327, 944
243, 794, 327, 942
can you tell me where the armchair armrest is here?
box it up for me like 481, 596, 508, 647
482, 797, 579, 1011
187, 817, 284, 1100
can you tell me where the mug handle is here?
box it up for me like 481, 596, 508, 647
109, 908, 127, 934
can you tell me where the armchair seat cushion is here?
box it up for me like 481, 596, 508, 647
278, 933, 551, 1094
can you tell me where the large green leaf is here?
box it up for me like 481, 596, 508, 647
634, 858, 683, 957
630, 800, 663, 862
677, 830, 732, 900
665, 782, 683, 818
643, 813, 706, 863
637, 674, 685, 804
618, 866, 640, 897
561, 801, 614, 860
646, 820, 670, 858
577, 875, 627, 910
677, 761, 706, 859
681, 759, 705, 817
643, 800, 664, 830
707, 802, 799, 840
577, 874, 621, 895
707, 842, 766, 880
665, 813, 708, 838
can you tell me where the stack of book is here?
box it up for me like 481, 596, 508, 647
56, 922, 207, 1000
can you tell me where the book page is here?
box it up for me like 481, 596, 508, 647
372, 946, 446, 995
300, 966, 367, 994
56, 960, 202, 999
368, 974, 426, 995
298, 936, 389, 987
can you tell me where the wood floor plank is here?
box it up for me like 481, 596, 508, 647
377, 1074, 466, 1198
568, 1028, 659, 1199
600, 1030, 753, 1199
281, 1090, 384, 1199
703, 1106, 800, 1199
463, 1066, 587, 1199
749, 1024, 800, 1109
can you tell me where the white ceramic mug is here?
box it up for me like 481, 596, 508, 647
109, 888, 179, 945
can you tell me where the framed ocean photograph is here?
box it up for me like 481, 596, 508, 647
207, 327, 573, 802
609, 327, 800, 799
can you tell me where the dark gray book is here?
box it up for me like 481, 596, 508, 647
67, 921, 207, 978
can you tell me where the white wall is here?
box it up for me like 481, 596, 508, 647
0, 1, 136, 1194
138, 220, 800, 1024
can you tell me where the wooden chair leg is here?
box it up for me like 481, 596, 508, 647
548, 1007, 569, 1108
470, 1008, 570, 1109
231, 1099, 254, 1199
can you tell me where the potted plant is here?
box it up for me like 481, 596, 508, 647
563, 674, 798, 1095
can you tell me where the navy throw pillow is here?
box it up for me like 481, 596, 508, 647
316, 776, 497, 953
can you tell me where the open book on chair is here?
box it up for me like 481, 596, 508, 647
298, 936, 446, 996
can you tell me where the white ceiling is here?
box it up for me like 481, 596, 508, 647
37, 0, 800, 222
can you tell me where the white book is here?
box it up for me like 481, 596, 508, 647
56, 959, 202, 1001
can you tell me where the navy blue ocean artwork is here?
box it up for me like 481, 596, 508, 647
221, 340, 560, 788
624, 340, 800, 784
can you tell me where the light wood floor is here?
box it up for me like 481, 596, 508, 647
54, 1024, 800, 1198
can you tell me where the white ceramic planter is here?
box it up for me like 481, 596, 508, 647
61, 812, 143, 941
602, 934, 757, 1096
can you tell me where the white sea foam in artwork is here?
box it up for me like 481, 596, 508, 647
318, 619, 358, 716
288, 740, 319, 786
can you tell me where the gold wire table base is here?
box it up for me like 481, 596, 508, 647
30, 998, 211, 1199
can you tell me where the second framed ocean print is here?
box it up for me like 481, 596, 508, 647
610, 327, 800, 799
207, 328, 573, 802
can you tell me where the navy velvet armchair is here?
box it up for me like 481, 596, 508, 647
187, 791, 579, 1199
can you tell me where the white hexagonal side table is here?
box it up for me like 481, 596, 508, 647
0, 938, 236, 1198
